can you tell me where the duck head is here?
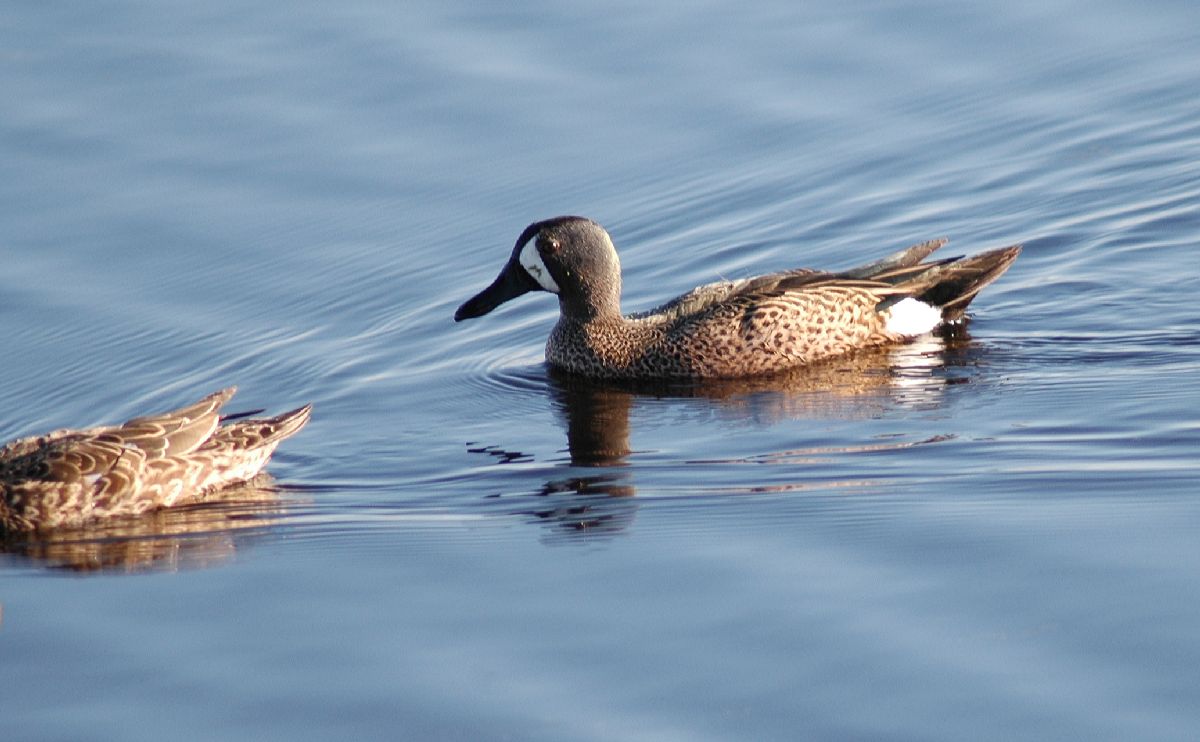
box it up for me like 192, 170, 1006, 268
454, 216, 622, 322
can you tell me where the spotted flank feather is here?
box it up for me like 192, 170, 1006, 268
1, 388, 311, 531
456, 217, 1021, 379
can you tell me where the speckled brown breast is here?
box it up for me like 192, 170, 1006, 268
547, 284, 904, 379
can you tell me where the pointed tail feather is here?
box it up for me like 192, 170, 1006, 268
906, 245, 1022, 321
260, 404, 313, 444
842, 238, 948, 279
115, 387, 239, 457
124, 388, 238, 427
212, 403, 312, 449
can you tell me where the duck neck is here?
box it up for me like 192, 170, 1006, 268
559, 279, 623, 323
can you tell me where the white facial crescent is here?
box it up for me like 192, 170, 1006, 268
519, 240, 561, 293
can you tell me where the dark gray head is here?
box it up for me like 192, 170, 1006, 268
454, 216, 623, 322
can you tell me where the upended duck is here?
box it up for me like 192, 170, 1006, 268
455, 216, 1021, 379
1, 388, 309, 531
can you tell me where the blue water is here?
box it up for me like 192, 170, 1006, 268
3, 0, 1200, 739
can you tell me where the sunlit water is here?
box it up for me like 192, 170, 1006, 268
2, 0, 1199, 739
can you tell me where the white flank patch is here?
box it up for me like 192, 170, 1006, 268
519, 240, 561, 293
884, 297, 942, 336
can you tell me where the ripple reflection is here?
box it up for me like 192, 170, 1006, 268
472, 327, 991, 541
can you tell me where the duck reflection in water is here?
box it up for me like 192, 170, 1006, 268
517, 369, 639, 541
0, 474, 304, 573
522, 324, 976, 539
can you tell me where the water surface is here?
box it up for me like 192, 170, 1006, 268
2, 1, 1199, 739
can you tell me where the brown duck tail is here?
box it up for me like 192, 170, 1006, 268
116, 387, 239, 457
255, 404, 313, 445
208, 403, 312, 455
901, 244, 1022, 321
842, 238, 949, 278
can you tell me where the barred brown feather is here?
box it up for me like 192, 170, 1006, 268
1, 388, 310, 531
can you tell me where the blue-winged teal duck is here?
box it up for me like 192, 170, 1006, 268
455, 216, 1021, 379
1, 388, 310, 531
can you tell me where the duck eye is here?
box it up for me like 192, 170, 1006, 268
540, 237, 561, 255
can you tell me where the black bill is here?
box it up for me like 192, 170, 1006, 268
454, 258, 541, 321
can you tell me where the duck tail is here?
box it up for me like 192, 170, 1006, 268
251, 404, 313, 446
842, 238, 949, 278
903, 244, 1022, 321
210, 402, 312, 454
